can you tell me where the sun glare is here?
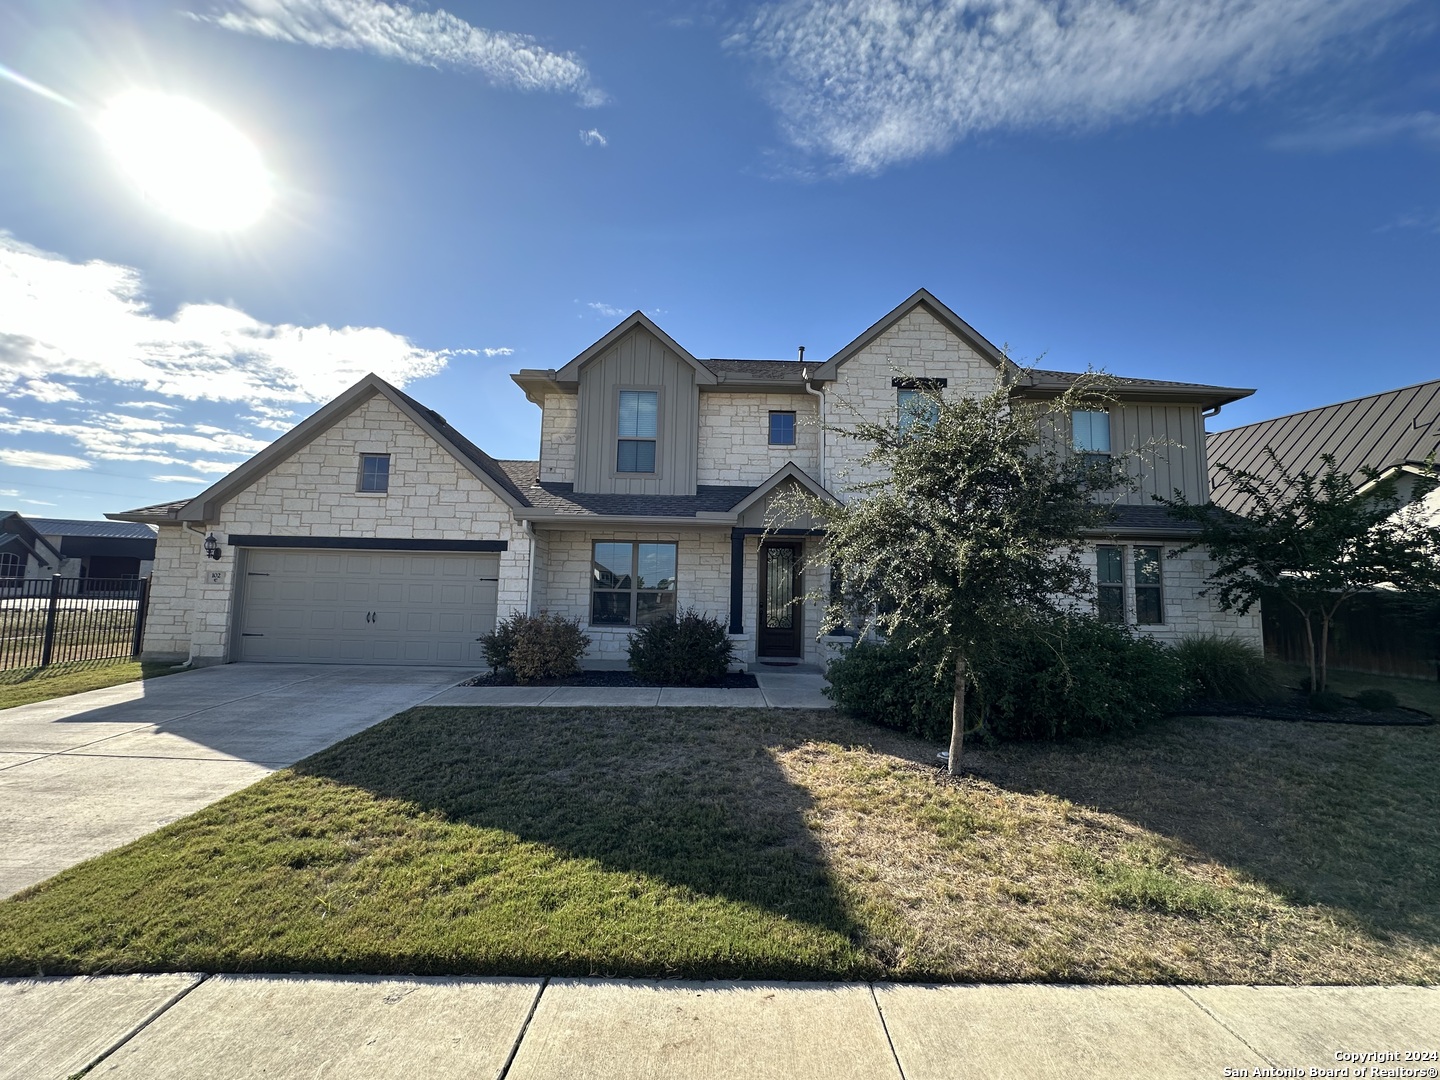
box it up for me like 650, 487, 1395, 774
97, 91, 272, 230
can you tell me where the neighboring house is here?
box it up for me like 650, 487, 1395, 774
0, 512, 157, 584
109, 289, 1260, 668
1207, 378, 1440, 523
1206, 379, 1440, 679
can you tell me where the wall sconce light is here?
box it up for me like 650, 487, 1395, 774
204, 533, 222, 561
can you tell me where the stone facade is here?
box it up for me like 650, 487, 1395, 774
697, 393, 820, 484
1085, 543, 1261, 645
825, 307, 1006, 499
143, 393, 528, 664
538, 393, 576, 483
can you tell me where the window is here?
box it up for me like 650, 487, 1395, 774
358, 453, 390, 493
897, 389, 940, 433
591, 541, 677, 626
768, 410, 796, 446
617, 390, 658, 473
1134, 545, 1164, 625
1096, 545, 1125, 624
1072, 410, 1112, 467
0, 552, 21, 582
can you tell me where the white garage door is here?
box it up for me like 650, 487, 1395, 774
236, 548, 499, 665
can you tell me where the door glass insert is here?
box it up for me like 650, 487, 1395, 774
765, 547, 795, 629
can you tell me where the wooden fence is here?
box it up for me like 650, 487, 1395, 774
1262, 589, 1440, 680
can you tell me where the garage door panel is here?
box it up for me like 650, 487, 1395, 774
407, 583, 435, 604
375, 582, 405, 603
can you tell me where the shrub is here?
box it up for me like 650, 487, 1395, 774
971, 613, 1187, 740
1307, 690, 1346, 714
627, 608, 735, 686
1169, 634, 1278, 704
823, 638, 953, 741
1354, 688, 1399, 712
481, 611, 589, 683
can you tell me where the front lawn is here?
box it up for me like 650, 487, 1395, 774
0, 706, 1435, 983
0, 660, 178, 711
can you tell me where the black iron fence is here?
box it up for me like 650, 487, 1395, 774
0, 576, 150, 671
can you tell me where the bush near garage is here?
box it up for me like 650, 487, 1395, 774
627, 608, 735, 687
481, 612, 590, 683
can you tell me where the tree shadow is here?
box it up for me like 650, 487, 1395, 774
965, 713, 1440, 944
289, 705, 867, 948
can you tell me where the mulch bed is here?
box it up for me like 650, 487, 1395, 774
463, 669, 760, 689
1177, 697, 1435, 726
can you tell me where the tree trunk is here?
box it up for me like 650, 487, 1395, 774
1301, 610, 1318, 692
947, 651, 967, 777
1319, 611, 1332, 693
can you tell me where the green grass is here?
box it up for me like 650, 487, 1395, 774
0, 660, 178, 710
0, 705, 1436, 984
1269, 660, 1440, 716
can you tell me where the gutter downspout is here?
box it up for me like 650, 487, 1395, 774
801, 368, 826, 490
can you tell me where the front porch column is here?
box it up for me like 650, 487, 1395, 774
728, 529, 745, 634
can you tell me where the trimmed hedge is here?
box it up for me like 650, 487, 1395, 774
480, 611, 590, 683
627, 608, 735, 686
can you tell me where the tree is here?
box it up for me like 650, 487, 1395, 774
774, 373, 1128, 776
1161, 450, 1440, 692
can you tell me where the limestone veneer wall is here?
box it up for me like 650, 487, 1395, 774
697, 393, 820, 485
539, 394, 577, 483
824, 307, 1005, 499
1086, 542, 1261, 645
145, 393, 529, 664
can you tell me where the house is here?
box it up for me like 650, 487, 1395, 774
108, 289, 1261, 668
1207, 378, 1440, 523
0, 512, 157, 584
1206, 379, 1440, 678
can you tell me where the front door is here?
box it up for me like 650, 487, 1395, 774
758, 542, 803, 658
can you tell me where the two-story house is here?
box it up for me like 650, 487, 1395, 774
110, 290, 1261, 668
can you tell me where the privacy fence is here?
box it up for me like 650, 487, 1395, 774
1262, 589, 1440, 681
0, 577, 150, 672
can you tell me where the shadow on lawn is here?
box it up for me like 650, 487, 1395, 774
290, 705, 863, 943
968, 713, 1440, 944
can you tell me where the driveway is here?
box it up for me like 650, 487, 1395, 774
0, 664, 466, 899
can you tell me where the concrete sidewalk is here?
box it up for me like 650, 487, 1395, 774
3, 975, 1434, 1080
425, 670, 832, 709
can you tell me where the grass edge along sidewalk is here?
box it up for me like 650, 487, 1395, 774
0, 704, 1435, 984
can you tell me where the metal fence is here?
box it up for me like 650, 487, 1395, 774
0, 577, 150, 672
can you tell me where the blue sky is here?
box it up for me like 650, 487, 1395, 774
1, 0, 1437, 519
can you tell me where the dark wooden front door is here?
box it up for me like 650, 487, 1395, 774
758, 542, 803, 657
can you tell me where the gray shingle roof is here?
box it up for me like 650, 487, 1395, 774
701, 359, 809, 382
27, 516, 159, 538
496, 460, 755, 518
1207, 379, 1440, 515
1085, 503, 1203, 536
1021, 369, 1253, 404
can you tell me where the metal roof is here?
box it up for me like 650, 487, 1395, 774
24, 517, 158, 539
1206, 379, 1440, 515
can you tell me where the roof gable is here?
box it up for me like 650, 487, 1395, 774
126, 374, 528, 523
809, 289, 1013, 381
726, 462, 837, 526
555, 313, 718, 385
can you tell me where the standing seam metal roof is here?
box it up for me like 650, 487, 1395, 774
1206, 379, 1440, 515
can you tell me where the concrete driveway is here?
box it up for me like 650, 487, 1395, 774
0, 664, 467, 899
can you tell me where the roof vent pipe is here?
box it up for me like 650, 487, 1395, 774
798, 345, 805, 363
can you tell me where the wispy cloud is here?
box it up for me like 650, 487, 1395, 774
192, 0, 604, 105
734, 0, 1420, 174
152, 474, 212, 484
586, 301, 627, 318
0, 233, 454, 407
579, 128, 608, 147
1270, 110, 1440, 152
0, 412, 268, 468
1377, 208, 1440, 235
0, 448, 91, 471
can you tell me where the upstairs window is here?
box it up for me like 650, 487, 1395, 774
895, 378, 945, 434
617, 390, 658, 473
1072, 410, 1112, 467
357, 453, 390, 493
1134, 545, 1164, 625
1096, 545, 1124, 624
768, 410, 796, 446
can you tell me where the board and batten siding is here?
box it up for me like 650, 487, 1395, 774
1109, 404, 1208, 505
574, 326, 699, 496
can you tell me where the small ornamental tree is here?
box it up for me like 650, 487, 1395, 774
1160, 450, 1440, 692
776, 372, 1130, 776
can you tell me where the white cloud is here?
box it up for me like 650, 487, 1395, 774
586, 301, 627, 319
482, 347, 514, 357
735, 0, 1420, 173
151, 474, 212, 484
0, 488, 19, 497
0, 233, 453, 406
0, 448, 91, 471
1270, 111, 1440, 152
116, 400, 180, 411
0, 413, 266, 468
19, 498, 56, 506
193, 0, 604, 105
579, 128, 608, 147
1377, 209, 1440, 235
11, 378, 82, 403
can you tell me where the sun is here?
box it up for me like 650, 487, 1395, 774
97, 91, 272, 230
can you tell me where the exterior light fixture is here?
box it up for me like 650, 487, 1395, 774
204, 533, 222, 561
